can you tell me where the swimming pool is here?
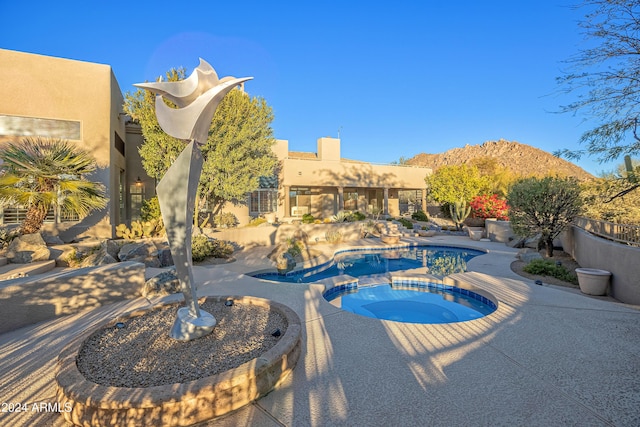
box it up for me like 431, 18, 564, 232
252, 245, 485, 283
324, 283, 497, 324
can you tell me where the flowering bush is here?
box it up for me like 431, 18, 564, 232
470, 194, 509, 220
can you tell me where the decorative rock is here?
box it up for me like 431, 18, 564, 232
118, 241, 161, 268
41, 234, 65, 246
276, 252, 296, 275
5, 233, 51, 263
142, 267, 180, 297
518, 249, 543, 264
80, 241, 118, 267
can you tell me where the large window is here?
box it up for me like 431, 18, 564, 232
289, 188, 311, 217
1, 205, 77, 225
399, 190, 423, 214
250, 189, 277, 214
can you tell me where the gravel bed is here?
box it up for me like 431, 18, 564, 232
77, 299, 288, 388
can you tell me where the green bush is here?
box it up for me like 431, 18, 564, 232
247, 217, 267, 227
397, 218, 414, 229
411, 210, 429, 222
325, 230, 343, 243
302, 213, 315, 224
191, 234, 234, 262
523, 259, 578, 285
351, 211, 366, 221
141, 196, 162, 221
214, 212, 238, 228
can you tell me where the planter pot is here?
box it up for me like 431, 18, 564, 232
575, 268, 611, 296
466, 227, 484, 241
264, 212, 277, 224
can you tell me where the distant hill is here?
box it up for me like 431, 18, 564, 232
406, 139, 593, 180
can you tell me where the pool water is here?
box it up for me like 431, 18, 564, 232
325, 283, 497, 324
253, 246, 484, 283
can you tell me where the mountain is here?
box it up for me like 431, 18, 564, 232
405, 139, 593, 180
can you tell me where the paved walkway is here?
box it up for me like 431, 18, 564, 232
0, 236, 639, 426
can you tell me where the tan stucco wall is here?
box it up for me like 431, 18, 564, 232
281, 158, 429, 189
562, 225, 640, 305
0, 48, 127, 239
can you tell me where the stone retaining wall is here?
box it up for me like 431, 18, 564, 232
209, 222, 367, 247
562, 226, 640, 305
0, 261, 145, 334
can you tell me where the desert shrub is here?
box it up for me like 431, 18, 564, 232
302, 213, 315, 224
247, 217, 267, 227
191, 234, 233, 262
469, 194, 509, 220
331, 211, 350, 222
285, 237, 303, 258
523, 259, 578, 285
214, 212, 238, 228
411, 210, 429, 222
351, 211, 366, 221
397, 218, 413, 229
325, 230, 343, 243
140, 196, 162, 221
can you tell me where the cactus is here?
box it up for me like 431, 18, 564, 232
115, 218, 165, 239
449, 199, 471, 230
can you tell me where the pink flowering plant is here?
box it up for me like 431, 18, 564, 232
469, 194, 509, 220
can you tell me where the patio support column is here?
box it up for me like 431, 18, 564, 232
383, 187, 389, 216
283, 185, 290, 218
422, 188, 427, 212
337, 186, 344, 213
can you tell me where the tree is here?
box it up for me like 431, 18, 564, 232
124, 68, 187, 180
507, 176, 583, 257
425, 164, 487, 205
125, 68, 278, 216
0, 137, 108, 234
556, 0, 640, 163
200, 89, 278, 215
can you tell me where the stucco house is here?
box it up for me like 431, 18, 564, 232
0, 49, 431, 240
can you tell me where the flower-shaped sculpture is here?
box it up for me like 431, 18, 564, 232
135, 59, 252, 341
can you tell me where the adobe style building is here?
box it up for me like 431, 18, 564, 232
0, 49, 431, 239
239, 137, 430, 224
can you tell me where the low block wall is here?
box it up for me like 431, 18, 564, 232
485, 219, 514, 243
562, 226, 640, 305
209, 222, 367, 247
0, 261, 145, 334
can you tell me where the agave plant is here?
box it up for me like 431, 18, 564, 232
0, 137, 108, 234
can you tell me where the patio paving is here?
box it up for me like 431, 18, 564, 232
0, 236, 638, 426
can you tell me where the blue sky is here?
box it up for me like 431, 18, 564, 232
0, 1, 619, 175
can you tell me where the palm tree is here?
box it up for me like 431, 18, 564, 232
0, 137, 108, 234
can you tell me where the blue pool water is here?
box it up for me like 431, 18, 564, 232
253, 246, 484, 283
325, 283, 497, 324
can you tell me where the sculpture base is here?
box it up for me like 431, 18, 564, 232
170, 307, 216, 341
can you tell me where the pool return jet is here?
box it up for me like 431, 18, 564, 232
135, 59, 252, 341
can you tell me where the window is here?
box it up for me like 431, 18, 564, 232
399, 190, 423, 214
0, 114, 81, 140
130, 184, 144, 221
250, 189, 277, 214
289, 188, 311, 217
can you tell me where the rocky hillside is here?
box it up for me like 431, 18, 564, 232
406, 139, 593, 180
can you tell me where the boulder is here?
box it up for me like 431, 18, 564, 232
517, 248, 543, 264
142, 267, 180, 297
118, 241, 161, 268
80, 242, 118, 267
41, 234, 65, 246
6, 233, 51, 263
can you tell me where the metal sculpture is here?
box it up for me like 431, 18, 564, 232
135, 59, 252, 340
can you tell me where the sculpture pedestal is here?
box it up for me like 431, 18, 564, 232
170, 307, 217, 341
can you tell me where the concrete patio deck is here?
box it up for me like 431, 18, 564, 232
1, 236, 638, 426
